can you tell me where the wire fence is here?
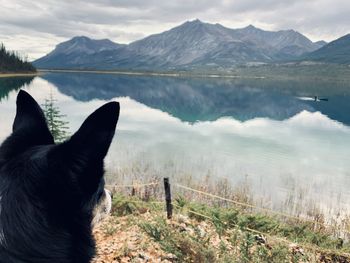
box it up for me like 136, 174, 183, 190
174, 183, 350, 236
172, 203, 350, 259
105, 177, 350, 259
106, 179, 349, 235
106, 182, 160, 189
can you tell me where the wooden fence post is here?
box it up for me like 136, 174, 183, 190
163, 177, 173, 219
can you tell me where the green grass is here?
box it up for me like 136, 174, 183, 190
181, 200, 350, 252
109, 193, 350, 262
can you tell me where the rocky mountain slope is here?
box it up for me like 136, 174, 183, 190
303, 34, 350, 64
34, 36, 124, 69
34, 20, 327, 70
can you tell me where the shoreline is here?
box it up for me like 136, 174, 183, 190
37, 68, 265, 79
0, 72, 40, 78
37, 65, 350, 82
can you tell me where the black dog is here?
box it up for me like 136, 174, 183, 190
0, 90, 119, 263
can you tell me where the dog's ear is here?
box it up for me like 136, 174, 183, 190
13, 90, 53, 141
0, 90, 54, 161
66, 101, 119, 162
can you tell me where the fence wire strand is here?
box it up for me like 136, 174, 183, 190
175, 183, 350, 235
172, 203, 350, 259
105, 180, 350, 237
105, 182, 159, 189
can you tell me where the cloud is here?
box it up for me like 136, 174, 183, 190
0, 0, 349, 60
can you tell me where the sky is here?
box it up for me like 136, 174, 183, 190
0, 0, 349, 61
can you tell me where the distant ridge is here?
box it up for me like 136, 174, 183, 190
34, 19, 331, 70
34, 36, 124, 69
302, 34, 350, 64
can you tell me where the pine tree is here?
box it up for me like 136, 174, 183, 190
0, 43, 36, 73
42, 91, 70, 143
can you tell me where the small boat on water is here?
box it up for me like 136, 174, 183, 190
313, 96, 329, 102
298, 96, 329, 102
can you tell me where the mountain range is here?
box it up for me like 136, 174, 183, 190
302, 34, 350, 64
33, 19, 349, 70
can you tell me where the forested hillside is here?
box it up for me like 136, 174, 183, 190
0, 43, 36, 73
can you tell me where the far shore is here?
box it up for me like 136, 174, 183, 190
0, 72, 40, 78
37, 65, 350, 82
37, 68, 265, 79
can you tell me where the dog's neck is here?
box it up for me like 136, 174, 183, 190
0, 197, 95, 263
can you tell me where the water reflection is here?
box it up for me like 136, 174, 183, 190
41, 73, 350, 125
1, 73, 350, 217
0, 76, 34, 101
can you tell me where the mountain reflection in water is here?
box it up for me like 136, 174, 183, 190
40, 73, 350, 125
1, 73, 350, 218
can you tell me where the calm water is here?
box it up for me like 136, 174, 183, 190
1, 73, 350, 214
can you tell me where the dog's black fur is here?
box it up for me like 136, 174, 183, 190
0, 90, 119, 263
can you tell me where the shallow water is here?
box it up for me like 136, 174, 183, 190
1, 72, 350, 215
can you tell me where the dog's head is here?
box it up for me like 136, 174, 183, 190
0, 90, 119, 227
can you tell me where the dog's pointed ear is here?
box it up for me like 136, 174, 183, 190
66, 101, 120, 160
13, 90, 54, 144
45, 102, 118, 200
0, 90, 54, 163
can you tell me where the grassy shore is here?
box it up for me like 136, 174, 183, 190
38, 63, 350, 81
0, 72, 40, 78
92, 194, 350, 262
38, 68, 247, 79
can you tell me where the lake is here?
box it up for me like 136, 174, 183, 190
1, 72, 350, 218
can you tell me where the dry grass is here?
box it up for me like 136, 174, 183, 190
92, 194, 350, 262
0, 73, 39, 78
105, 163, 350, 239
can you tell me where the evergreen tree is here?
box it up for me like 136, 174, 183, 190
0, 43, 36, 73
42, 91, 70, 143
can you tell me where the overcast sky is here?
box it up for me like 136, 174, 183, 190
0, 0, 349, 61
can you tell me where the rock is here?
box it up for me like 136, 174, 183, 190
179, 223, 187, 232
289, 243, 304, 255
254, 234, 267, 245
138, 252, 150, 261
196, 226, 206, 238
177, 214, 191, 225
162, 253, 178, 261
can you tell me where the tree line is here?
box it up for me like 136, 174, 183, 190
0, 43, 36, 73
